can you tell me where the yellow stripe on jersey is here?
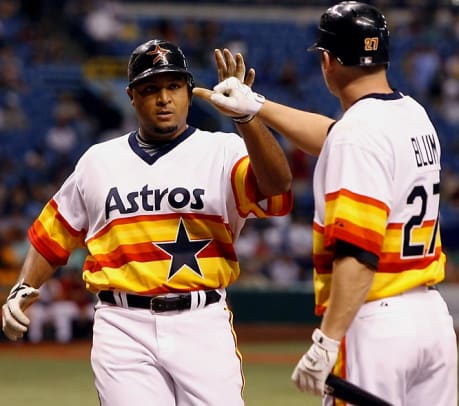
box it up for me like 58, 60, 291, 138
231, 156, 293, 218
28, 200, 86, 266
324, 188, 389, 255
82, 256, 239, 294
88, 214, 233, 255
313, 189, 444, 316
29, 155, 292, 295
83, 214, 239, 293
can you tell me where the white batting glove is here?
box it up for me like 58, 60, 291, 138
291, 328, 340, 396
211, 77, 265, 123
2, 280, 40, 341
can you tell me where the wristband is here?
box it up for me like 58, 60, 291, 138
233, 114, 255, 124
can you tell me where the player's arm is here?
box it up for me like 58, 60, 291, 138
2, 245, 57, 341
235, 116, 292, 197
193, 48, 334, 157
257, 101, 333, 157
291, 250, 374, 396
18, 244, 57, 288
320, 254, 374, 341
194, 50, 291, 196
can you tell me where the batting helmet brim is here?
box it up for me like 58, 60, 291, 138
129, 67, 192, 88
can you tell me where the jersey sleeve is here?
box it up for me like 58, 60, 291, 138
323, 141, 391, 258
231, 156, 293, 219
28, 171, 88, 266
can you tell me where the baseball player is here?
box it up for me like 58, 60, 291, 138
1, 39, 293, 406
194, 2, 458, 405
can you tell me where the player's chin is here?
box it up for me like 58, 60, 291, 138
152, 124, 179, 137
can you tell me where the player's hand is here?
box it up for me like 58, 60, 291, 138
192, 48, 258, 120
215, 48, 255, 86
193, 77, 265, 122
291, 328, 340, 396
2, 281, 40, 341
211, 77, 265, 122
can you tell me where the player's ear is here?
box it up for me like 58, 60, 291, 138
321, 51, 332, 72
126, 86, 134, 104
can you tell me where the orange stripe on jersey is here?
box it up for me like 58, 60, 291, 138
83, 256, 240, 294
87, 239, 237, 272
91, 212, 230, 241
378, 247, 442, 273
28, 200, 85, 266
326, 188, 389, 212
324, 218, 383, 256
324, 188, 388, 256
28, 221, 71, 266
385, 220, 438, 252
231, 156, 292, 218
81, 214, 241, 293
87, 215, 236, 256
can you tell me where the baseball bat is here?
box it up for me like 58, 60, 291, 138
325, 374, 394, 406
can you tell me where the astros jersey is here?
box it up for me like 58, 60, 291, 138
312, 91, 445, 315
29, 127, 292, 294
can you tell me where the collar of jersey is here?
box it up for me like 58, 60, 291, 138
128, 126, 196, 165
355, 90, 403, 104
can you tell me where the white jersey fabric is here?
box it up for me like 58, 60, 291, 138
312, 91, 457, 406
29, 126, 292, 294
28, 125, 292, 406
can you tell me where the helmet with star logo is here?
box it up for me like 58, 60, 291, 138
128, 39, 195, 91
308, 1, 390, 67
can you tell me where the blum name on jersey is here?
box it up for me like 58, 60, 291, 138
312, 93, 444, 315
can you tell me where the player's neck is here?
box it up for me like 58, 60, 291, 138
338, 71, 392, 111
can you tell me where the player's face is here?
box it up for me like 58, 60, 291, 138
127, 72, 190, 142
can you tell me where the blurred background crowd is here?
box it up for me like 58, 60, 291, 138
1, 0, 459, 341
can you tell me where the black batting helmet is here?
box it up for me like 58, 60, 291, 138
308, 1, 390, 67
128, 39, 195, 90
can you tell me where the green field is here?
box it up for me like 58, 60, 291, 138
0, 341, 320, 406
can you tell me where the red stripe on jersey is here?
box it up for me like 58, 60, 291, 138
86, 240, 237, 273
199, 240, 238, 261
28, 221, 70, 266
324, 218, 383, 256
379, 248, 442, 273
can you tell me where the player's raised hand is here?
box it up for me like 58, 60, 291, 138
193, 48, 257, 116
215, 48, 255, 86
2, 280, 40, 341
193, 49, 262, 122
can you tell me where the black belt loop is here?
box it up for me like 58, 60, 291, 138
98, 290, 221, 313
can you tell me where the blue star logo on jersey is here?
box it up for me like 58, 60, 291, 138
156, 219, 211, 280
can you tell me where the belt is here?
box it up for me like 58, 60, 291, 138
98, 290, 221, 312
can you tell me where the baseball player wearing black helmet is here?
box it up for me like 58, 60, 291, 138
194, 2, 457, 405
308, 1, 390, 67
1, 39, 293, 405
128, 39, 195, 93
